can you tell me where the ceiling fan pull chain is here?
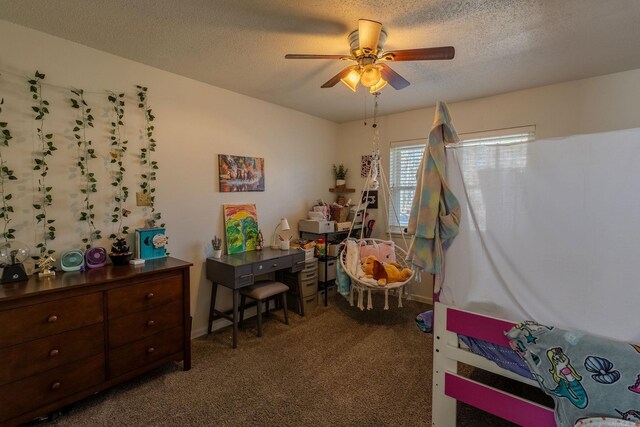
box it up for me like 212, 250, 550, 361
363, 93, 367, 126
372, 93, 380, 152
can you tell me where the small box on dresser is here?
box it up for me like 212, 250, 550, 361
0, 257, 191, 427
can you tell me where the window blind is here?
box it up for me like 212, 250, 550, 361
388, 126, 535, 231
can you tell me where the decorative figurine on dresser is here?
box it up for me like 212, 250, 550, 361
109, 235, 133, 265
0, 256, 192, 426
0, 241, 30, 283
136, 227, 168, 260
36, 254, 56, 278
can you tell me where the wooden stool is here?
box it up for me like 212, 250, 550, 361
239, 280, 289, 337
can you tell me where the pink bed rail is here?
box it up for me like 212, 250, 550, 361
432, 299, 557, 426
445, 372, 555, 426
446, 307, 515, 347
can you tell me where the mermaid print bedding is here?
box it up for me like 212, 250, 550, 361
507, 323, 640, 427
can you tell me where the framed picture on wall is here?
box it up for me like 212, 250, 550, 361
361, 190, 378, 209
218, 154, 265, 192
361, 155, 374, 177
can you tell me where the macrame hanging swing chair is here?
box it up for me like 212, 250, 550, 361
338, 94, 415, 310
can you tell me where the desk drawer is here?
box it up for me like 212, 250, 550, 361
252, 256, 292, 275
299, 276, 318, 298
0, 293, 103, 348
290, 252, 307, 273
108, 275, 182, 318
302, 260, 318, 273
0, 354, 104, 422
0, 323, 103, 386
109, 326, 183, 379
109, 301, 183, 348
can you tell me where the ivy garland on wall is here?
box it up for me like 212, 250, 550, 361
29, 71, 56, 255
70, 88, 101, 248
136, 85, 163, 227
0, 72, 167, 255
0, 95, 17, 242
107, 91, 129, 238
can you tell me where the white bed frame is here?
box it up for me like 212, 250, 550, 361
431, 301, 556, 426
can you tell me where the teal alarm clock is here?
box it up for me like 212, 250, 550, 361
135, 228, 168, 260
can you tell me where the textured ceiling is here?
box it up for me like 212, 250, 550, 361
1, 0, 640, 123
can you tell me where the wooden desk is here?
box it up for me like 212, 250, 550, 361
206, 248, 305, 348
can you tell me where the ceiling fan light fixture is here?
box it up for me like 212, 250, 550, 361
340, 67, 361, 92
360, 64, 382, 87
369, 78, 388, 93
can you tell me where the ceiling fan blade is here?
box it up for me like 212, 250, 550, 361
321, 66, 354, 88
285, 54, 352, 60
380, 46, 455, 62
379, 64, 410, 90
358, 19, 383, 54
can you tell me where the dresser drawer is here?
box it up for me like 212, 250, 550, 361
0, 293, 103, 348
109, 301, 183, 348
109, 326, 183, 379
0, 354, 104, 422
252, 256, 292, 275
0, 323, 103, 386
108, 275, 182, 318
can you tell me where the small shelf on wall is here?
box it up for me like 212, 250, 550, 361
329, 188, 355, 193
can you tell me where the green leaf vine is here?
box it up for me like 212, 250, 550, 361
107, 91, 129, 239
0, 96, 17, 242
29, 71, 56, 255
136, 85, 163, 227
70, 88, 101, 249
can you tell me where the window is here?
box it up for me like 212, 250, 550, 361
389, 126, 535, 232
389, 140, 426, 232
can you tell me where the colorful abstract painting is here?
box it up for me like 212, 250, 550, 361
223, 204, 259, 254
218, 154, 265, 192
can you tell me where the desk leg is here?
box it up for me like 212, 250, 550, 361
232, 289, 239, 349
207, 283, 219, 334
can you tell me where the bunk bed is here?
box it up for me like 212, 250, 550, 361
430, 127, 640, 427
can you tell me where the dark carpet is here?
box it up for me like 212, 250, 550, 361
41, 295, 545, 426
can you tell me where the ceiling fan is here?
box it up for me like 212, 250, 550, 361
285, 19, 455, 93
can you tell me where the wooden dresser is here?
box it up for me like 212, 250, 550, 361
0, 257, 192, 426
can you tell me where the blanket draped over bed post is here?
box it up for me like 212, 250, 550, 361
407, 101, 461, 293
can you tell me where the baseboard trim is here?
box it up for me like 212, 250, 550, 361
191, 302, 270, 339
192, 294, 431, 339
405, 293, 433, 305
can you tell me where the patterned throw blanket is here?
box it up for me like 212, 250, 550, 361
507, 323, 640, 427
406, 101, 461, 291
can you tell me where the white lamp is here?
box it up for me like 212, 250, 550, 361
271, 217, 290, 249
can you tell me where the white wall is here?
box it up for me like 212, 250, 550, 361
0, 21, 338, 337
4, 18, 640, 330
337, 68, 640, 302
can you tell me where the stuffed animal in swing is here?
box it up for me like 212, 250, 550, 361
362, 255, 412, 286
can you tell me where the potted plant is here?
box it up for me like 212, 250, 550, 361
109, 234, 132, 265
333, 164, 348, 188
212, 236, 222, 258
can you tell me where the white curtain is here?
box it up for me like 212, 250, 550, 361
441, 128, 640, 343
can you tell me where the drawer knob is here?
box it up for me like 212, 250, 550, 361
49, 349, 60, 357
146, 292, 155, 299
272, 263, 278, 267
147, 320, 156, 326
147, 347, 155, 354
51, 382, 61, 390
47, 315, 58, 323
